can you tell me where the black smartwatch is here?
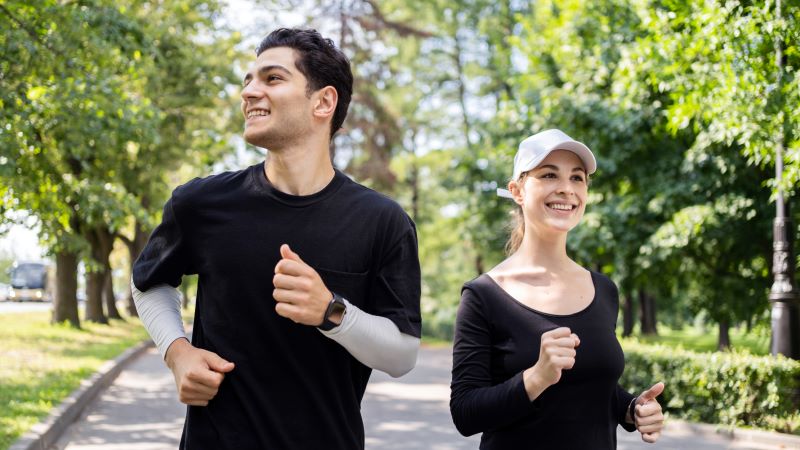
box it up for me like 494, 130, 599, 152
318, 292, 347, 331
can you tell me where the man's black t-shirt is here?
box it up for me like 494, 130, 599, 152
133, 163, 421, 450
450, 271, 636, 449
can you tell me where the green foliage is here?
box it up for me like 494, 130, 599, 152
3, 0, 799, 353
633, 0, 800, 196
621, 339, 800, 434
0, 0, 242, 317
307, 0, 800, 347
502, 0, 792, 345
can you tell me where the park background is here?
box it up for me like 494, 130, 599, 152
1, 0, 799, 448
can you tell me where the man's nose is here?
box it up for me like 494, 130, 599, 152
241, 82, 261, 101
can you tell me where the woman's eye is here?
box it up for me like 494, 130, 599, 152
541, 173, 556, 179
572, 175, 585, 182
267, 75, 281, 82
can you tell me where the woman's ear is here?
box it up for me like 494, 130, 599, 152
508, 179, 524, 206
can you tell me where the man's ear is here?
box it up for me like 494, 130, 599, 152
312, 86, 338, 121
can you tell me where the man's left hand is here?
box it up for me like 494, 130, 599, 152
273, 244, 332, 326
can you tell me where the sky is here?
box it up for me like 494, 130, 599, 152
0, 221, 43, 262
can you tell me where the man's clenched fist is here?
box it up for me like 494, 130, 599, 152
165, 338, 235, 406
273, 244, 334, 326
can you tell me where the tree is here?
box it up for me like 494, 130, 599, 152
0, 0, 240, 326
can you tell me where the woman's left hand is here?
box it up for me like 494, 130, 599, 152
634, 382, 665, 443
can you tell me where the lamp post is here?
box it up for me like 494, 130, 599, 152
769, 0, 800, 360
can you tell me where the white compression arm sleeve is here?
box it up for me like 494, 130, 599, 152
132, 279, 419, 376
131, 280, 187, 359
318, 299, 419, 378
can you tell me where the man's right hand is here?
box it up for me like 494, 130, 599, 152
164, 338, 235, 406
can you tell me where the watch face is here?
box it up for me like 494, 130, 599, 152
318, 294, 347, 331
331, 298, 346, 314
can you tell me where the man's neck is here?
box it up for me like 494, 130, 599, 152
264, 142, 335, 196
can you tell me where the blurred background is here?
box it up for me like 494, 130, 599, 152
1, 0, 799, 447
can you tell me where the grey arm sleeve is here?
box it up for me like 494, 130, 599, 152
318, 299, 419, 377
131, 280, 187, 360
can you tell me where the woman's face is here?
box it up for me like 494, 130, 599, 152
509, 150, 588, 235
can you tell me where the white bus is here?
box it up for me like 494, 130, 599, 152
8, 261, 54, 302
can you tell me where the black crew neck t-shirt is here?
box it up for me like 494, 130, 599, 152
133, 163, 421, 450
450, 271, 636, 449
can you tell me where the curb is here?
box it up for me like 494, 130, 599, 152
9, 340, 155, 450
665, 419, 800, 448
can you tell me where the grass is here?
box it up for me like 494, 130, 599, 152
0, 311, 149, 450
421, 335, 452, 348
424, 323, 772, 355
621, 325, 771, 355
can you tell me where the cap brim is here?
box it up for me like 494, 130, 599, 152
550, 141, 597, 175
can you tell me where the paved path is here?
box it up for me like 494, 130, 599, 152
0, 301, 52, 314
53, 347, 777, 449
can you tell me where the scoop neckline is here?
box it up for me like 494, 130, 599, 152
482, 270, 597, 318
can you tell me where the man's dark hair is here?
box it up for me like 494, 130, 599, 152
256, 28, 353, 139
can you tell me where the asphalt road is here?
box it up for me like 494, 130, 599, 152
51, 347, 776, 450
0, 300, 53, 314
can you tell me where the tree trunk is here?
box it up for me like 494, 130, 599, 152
638, 290, 658, 335
181, 281, 189, 309
475, 254, 484, 276
52, 250, 80, 328
85, 269, 108, 324
622, 294, 634, 337
452, 33, 474, 152
103, 269, 122, 320
123, 219, 150, 317
718, 318, 731, 351
84, 226, 115, 324
409, 129, 419, 224
97, 226, 122, 320
411, 164, 419, 223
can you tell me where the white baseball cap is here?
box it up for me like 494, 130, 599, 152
497, 129, 596, 199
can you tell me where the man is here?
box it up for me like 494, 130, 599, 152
132, 28, 421, 449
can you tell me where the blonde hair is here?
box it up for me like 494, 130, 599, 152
505, 205, 525, 255
504, 173, 528, 255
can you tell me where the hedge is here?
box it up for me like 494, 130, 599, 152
620, 339, 800, 434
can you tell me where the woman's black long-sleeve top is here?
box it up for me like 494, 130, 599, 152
450, 271, 636, 449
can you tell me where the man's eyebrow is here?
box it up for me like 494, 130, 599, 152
243, 64, 293, 84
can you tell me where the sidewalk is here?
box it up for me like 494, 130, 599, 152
18, 347, 800, 450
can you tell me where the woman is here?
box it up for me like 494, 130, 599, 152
450, 129, 665, 449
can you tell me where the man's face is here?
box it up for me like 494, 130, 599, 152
241, 47, 315, 149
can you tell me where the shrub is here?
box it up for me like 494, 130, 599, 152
620, 339, 800, 434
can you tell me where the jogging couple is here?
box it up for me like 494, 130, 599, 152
133, 27, 665, 449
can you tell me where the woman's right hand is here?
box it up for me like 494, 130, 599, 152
523, 327, 580, 401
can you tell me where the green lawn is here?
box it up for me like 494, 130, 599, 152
623, 325, 771, 355
421, 335, 453, 348
0, 311, 149, 450
424, 323, 772, 355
